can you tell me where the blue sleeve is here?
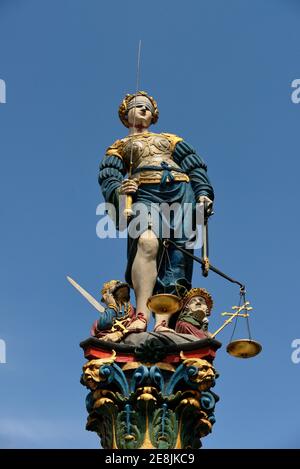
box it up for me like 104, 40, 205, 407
97, 306, 117, 330
98, 155, 126, 205
173, 141, 214, 201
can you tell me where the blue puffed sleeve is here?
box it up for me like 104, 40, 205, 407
97, 306, 118, 330
173, 141, 214, 201
98, 155, 126, 205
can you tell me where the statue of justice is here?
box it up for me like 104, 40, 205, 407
98, 91, 214, 339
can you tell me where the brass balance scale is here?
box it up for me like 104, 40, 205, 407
211, 296, 262, 358
147, 280, 261, 359
145, 203, 262, 359
147, 290, 261, 359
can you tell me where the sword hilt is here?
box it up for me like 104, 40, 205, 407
123, 194, 133, 218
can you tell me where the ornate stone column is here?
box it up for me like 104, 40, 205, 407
80, 336, 221, 449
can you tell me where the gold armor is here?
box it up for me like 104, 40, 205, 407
105, 132, 189, 184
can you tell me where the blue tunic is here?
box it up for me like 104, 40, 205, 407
98, 138, 214, 297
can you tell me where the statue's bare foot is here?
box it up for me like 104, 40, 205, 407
126, 312, 147, 333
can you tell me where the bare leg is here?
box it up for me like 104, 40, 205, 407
131, 229, 159, 324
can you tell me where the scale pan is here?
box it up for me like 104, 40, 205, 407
147, 294, 182, 315
226, 339, 262, 358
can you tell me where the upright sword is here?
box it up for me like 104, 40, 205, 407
123, 39, 142, 218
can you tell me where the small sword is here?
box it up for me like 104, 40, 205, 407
67, 276, 105, 314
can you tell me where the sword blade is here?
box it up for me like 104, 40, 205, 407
201, 201, 209, 277
67, 276, 105, 313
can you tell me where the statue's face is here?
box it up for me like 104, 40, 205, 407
102, 288, 115, 306
186, 296, 208, 316
197, 361, 215, 389
83, 361, 101, 389
127, 96, 153, 129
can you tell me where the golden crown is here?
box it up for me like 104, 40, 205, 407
182, 288, 213, 313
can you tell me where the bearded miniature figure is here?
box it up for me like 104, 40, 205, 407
175, 288, 213, 339
90, 280, 139, 342
98, 91, 214, 334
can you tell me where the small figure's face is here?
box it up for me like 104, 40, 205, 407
102, 288, 116, 307
186, 296, 208, 316
127, 96, 153, 129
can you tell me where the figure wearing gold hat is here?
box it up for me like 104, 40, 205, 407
174, 288, 213, 339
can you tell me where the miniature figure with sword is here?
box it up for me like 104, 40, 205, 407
67, 276, 140, 342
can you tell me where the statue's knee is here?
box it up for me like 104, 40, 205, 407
138, 231, 158, 258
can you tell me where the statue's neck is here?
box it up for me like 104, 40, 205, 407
128, 126, 150, 136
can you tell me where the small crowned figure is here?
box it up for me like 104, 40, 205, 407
175, 287, 213, 339
98, 91, 214, 333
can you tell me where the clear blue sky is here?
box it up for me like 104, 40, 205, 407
0, 0, 300, 449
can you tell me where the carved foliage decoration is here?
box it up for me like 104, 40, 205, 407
81, 351, 219, 449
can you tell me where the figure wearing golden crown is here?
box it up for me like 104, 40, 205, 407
174, 288, 213, 338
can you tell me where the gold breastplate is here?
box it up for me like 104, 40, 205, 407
122, 133, 189, 184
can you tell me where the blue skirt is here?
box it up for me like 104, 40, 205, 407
125, 181, 197, 297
